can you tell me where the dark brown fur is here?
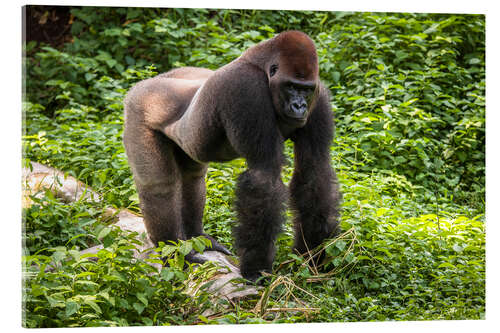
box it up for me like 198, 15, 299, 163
123, 31, 341, 281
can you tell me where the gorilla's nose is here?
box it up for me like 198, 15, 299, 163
291, 98, 307, 116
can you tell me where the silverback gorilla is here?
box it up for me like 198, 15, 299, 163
123, 31, 341, 281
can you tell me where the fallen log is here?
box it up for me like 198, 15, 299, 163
22, 161, 258, 300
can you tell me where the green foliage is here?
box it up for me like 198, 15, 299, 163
320, 13, 485, 208
24, 207, 228, 327
23, 7, 484, 327
23, 191, 103, 255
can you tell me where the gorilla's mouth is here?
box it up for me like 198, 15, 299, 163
285, 107, 308, 119
281, 108, 308, 126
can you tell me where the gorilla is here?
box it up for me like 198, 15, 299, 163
123, 31, 341, 281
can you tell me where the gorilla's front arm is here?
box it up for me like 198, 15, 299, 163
166, 63, 290, 280
217, 63, 289, 280
289, 85, 342, 255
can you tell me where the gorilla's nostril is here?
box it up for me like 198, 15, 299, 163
292, 99, 306, 107
292, 101, 306, 111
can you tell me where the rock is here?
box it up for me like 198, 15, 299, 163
23, 161, 258, 300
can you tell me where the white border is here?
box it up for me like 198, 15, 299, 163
4, 1, 498, 332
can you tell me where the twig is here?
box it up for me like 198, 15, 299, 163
266, 307, 319, 312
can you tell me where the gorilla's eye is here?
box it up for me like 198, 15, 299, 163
269, 64, 278, 77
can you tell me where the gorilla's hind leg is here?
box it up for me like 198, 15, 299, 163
124, 129, 186, 245
174, 145, 233, 257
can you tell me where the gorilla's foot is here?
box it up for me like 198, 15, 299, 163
240, 268, 271, 285
200, 233, 233, 256
242, 272, 262, 284
185, 249, 209, 264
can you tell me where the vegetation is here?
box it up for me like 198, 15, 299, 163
22, 7, 485, 327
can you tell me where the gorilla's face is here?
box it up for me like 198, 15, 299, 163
268, 61, 318, 126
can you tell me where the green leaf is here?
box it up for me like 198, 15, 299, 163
46, 295, 65, 308
394, 156, 407, 164
161, 245, 177, 258
65, 301, 79, 317
84, 73, 97, 82
85, 300, 102, 314
332, 71, 341, 83
335, 240, 347, 251
179, 241, 193, 256
160, 268, 175, 281
99, 291, 114, 305
142, 317, 154, 326
75, 280, 99, 288
51, 249, 67, 263
133, 302, 145, 314
97, 227, 112, 240
129, 193, 139, 203
192, 237, 206, 253
136, 293, 148, 306
453, 244, 464, 253
376, 208, 389, 217
438, 262, 456, 269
